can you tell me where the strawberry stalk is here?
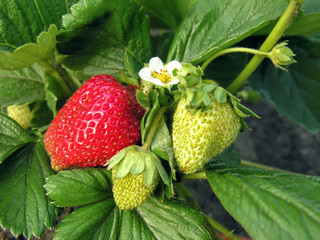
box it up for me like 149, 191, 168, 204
226, 0, 305, 93
141, 106, 168, 151
201, 47, 271, 71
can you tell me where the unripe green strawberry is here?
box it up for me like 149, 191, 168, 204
172, 98, 240, 174
7, 104, 34, 129
112, 167, 159, 210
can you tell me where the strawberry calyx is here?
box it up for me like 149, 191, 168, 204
106, 145, 169, 187
176, 63, 260, 130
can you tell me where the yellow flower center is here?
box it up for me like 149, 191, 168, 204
152, 70, 173, 84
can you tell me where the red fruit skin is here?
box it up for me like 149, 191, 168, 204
44, 75, 144, 171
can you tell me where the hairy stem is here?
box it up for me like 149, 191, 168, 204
201, 47, 271, 71
226, 0, 304, 93
142, 106, 168, 150
207, 216, 242, 240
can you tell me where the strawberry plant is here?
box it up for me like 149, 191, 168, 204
0, 0, 320, 239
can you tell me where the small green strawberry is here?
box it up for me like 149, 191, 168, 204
7, 104, 34, 129
107, 145, 169, 210
172, 63, 259, 174
112, 166, 159, 210
172, 97, 241, 175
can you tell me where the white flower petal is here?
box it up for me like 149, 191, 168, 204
166, 60, 182, 74
150, 78, 166, 86
139, 67, 152, 81
167, 78, 180, 85
149, 57, 163, 73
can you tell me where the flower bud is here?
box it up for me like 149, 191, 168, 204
270, 42, 296, 70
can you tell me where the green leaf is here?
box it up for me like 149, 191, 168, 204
283, 0, 320, 36
57, 0, 151, 81
0, 25, 58, 70
119, 197, 211, 240
250, 37, 320, 132
0, 142, 59, 238
151, 33, 175, 61
0, 113, 34, 164
151, 117, 174, 162
151, 117, 176, 179
0, 64, 46, 106
286, 14, 320, 36
0, 0, 76, 49
207, 165, 320, 240
136, 0, 198, 30
45, 168, 113, 207
136, 90, 151, 109
44, 167, 119, 240
44, 70, 70, 115
206, 145, 241, 169
30, 102, 53, 129
55, 199, 120, 240
167, 0, 287, 64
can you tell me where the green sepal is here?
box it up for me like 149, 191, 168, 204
228, 93, 260, 119
107, 145, 169, 188
240, 117, 251, 131
130, 156, 145, 175
201, 83, 216, 93
157, 160, 170, 186
115, 154, 136, 179
105, 147, 128, 169
144, 154, 158, 187
213, 86, 227, 103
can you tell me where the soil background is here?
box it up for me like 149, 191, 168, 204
1, 100, 320, 239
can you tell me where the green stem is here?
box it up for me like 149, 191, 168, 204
201, 47, 271, 71
38, 61, 73, 96
226, 0, 304, 93
207, 216, 242, 240
142, 106, 168, 150
181, 171, 207, 180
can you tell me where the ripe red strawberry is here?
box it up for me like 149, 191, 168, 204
44, 75, 145, 171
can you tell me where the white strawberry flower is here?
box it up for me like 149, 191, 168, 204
139, 57, 182, 86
